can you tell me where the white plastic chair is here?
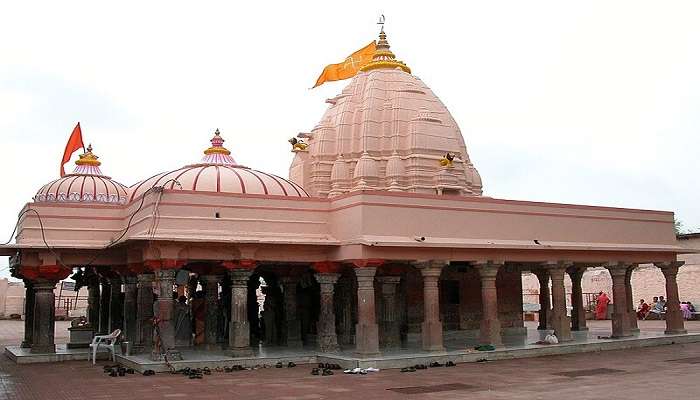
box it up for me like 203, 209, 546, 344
89, 329, 121, 364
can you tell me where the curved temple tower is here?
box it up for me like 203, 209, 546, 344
290, 28, 482, 197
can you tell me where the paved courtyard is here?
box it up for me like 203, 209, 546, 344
1, 320, 700, 399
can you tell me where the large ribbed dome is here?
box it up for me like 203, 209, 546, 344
34, 145, 128, 204
130, 130, 309, 201
289, 29, 482, 198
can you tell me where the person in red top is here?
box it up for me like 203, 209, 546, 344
595, 292, 610, 320
637, 299, 651, 320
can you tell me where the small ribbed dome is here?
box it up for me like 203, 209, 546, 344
34, 145, 128, 204
130, 130, 309, 201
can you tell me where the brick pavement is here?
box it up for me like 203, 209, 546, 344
1, 320, 700, 399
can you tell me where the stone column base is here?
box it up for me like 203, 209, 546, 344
20, 341, 31, 349
30, 344, 55, 354
318, 334, 340, 353
479, 318, 502, 346
355, 323, 380, 357
665, 329, 688, 335
225, 347, 254, 357
421, 321, 445, 352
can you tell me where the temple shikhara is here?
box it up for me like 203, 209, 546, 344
0, 27, 692, 369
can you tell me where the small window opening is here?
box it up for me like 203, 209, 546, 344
215, 212, 220, 218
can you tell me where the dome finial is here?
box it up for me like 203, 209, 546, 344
360, 16, 411, 74
201, 128, 238, 165
71, 143, 105, 176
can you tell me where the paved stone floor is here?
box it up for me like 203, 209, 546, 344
2, 320, 700, 399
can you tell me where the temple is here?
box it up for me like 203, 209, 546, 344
0, 28, 692, 368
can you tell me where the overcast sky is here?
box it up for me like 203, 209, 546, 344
2, 1, 699, 278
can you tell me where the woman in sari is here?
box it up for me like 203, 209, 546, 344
595, 292, 610, 320
637, 299, 650, 320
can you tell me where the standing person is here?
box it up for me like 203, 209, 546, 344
192, 290, 206, 345
595, 292, 610, 320
681, 302, 692, 320
637, 299, 650, 320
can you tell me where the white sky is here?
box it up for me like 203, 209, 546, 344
2, 1, 699, 278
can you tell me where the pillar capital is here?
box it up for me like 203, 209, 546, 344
144, 259, 185, 271
351, 259, 385, 269
221, 259, 257, 270
315, 272, 340, 286
228, 269, 253, 286
312, 261, 342, 274
355, 266, 377, 287
473, 261, 503, 279
606, 262, 632, 277
655, 261, 684, 275
413, 260, 447, 278
20, 264, 72, 282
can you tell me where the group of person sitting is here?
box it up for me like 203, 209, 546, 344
636, 296, 697, 320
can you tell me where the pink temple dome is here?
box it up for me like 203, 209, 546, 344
34, 145, 128, 204
129, 130, 308, 201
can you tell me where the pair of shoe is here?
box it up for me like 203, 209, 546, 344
429, 362, 443, 368
322, 368, 334, 376
143, 370, 156, 376
318, 363, 341, 370
287, 362, 296, 368
202, 368, 212, 375
400, 367, 416, 373
275, 362, 284, 368
414, 364, 428, 370
445, 361, 456, 367
311, 368, 320, 375
311, 368, 334, 376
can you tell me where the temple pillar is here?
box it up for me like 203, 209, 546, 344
377, 276, 401, 349
280, 276, 302, 347
227, 268, 254, 356
86, 277, 100, 331
108, 277, 123, 333
122, 276, 138, 343
656, 262, 687, 335
98, 278, 111, 335
135, 273, 154, 352
315, 272, 340, 353
21, 281, 35, 348
548, 264, 572, 341
474, 262, 503, 346
31, 281, 57, 353
568, 267, 588, 331
416, 261, 446, 352
155, 269, 176, 350
607, 263, 632, 338
534, 270, 550, 330
354, 266, 380, 357
201, 274, 222, 349
625, 265, 639, 333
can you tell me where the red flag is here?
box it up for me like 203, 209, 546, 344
60, 123, 85, 177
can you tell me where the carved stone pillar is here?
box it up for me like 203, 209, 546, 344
123, 276, 138, 343
280, 276, 302, 347
534, 271, 550, 330
201, 275, 222, 348
607, 264, 632, 338
568, 268, 588, 331
549, 264, 572, 341
135, 273, 154, 352
108, 277, 123, 333
87, 278, 100, 331
155, 269, 176, 350
417, 261, 446, 352
227, 269, 254, 356
475, 262, 503, 346
21, 281, 35, 348
625, 266, 639, 333
354, 267, 380, 357
31, 281, 57, 353
98, 278, 111, 335
315, 273, 340, 353
377, 276, 401, 349
656, 262, 687, 335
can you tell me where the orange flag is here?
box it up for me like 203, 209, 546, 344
313, 41, 376, 88
60, 123, 85, 177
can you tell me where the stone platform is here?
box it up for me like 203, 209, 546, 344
114, 328, 700, 373
5, 344, 109, 364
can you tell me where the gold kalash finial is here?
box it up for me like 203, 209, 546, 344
360, 15, 411, 74
75, 144, 101, 166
